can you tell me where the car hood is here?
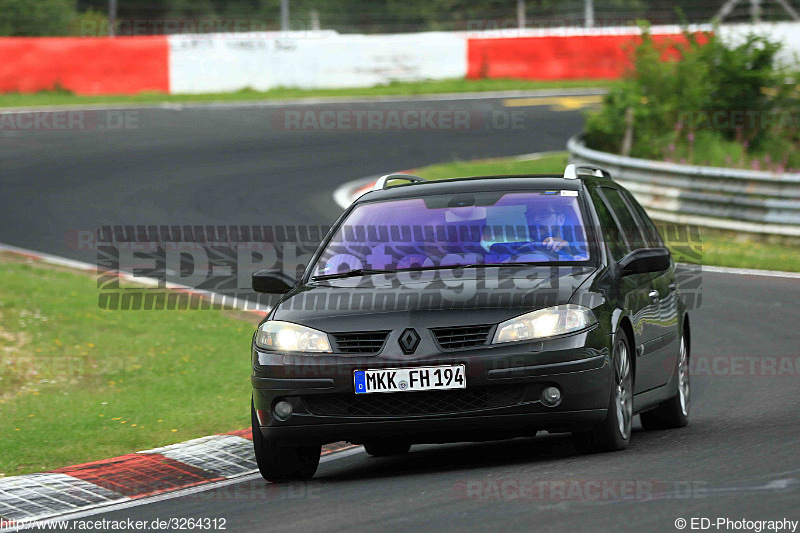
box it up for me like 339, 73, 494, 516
271, 266, 596, 331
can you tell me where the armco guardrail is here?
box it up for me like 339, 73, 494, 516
567, 135, 800, 237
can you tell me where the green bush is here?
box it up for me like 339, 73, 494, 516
583, 25, 800, 171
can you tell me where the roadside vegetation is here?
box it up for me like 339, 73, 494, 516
583, 26, 800, 171
0, 0, 723, 37
0, 79, 610, 109
412, 152, 800, 272
0, 253, 259, 476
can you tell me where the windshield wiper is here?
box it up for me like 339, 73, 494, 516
311, 268, 399, 281
311, 263, 542, 281
436, 262, 542, 271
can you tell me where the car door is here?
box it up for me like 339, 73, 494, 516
595, 186, 665, 394
622, 189, 681, 385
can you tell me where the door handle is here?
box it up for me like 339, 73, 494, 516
648, 289, 660, 300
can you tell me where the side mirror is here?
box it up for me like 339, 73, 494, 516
618, 247, 671, 277
252, 270, 296, 294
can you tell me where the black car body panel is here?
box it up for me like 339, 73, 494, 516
251, 172, 689, 448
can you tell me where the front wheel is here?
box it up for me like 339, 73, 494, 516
251, 400, 321, 482
640, 332, 690, 430
572, 330, 633, 453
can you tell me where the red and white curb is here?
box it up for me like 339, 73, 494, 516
0, 429, 358, 529
0, 244, 363, 529
332, 152, 570, 210
332, 175, 379, 210
2, 173, 798, 526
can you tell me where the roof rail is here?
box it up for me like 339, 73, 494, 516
372, 173, 426, 191
563, 164, 611, 180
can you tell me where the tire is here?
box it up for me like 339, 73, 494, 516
251, 400, 321, 482
363, 440, 411, 457
640, 332, 690, 430
572, 329, 633, 453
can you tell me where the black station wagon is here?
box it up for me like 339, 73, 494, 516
250, 164, 691, 481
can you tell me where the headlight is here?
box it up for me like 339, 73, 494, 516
492, 304, 597, 344
255, 321, 332, 353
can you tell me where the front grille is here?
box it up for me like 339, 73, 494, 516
431, 325, 493, 350
303, 386, 524, 417
331, 331, 390, 355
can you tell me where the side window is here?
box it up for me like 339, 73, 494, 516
598, 187, 647, 251
588, 187, 628, 261
621, 189, 665, 247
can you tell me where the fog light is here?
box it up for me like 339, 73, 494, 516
541, 386, 562, 407
273, 400, 293, 421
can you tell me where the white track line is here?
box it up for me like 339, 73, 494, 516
0, 243, 269, 315
0, 243, 368, 531
1, 182, 797, 528
7, 447, 365, 531
678, 264, 800, 279
330, 166, 800, 279
0, 88, 608, 114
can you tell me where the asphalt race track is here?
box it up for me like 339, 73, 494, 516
0, 96, 586, 261
1, 95, 798, 532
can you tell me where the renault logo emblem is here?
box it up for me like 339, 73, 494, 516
398, 328, 420, 354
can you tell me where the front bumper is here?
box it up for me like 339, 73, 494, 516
251, 328, 613, 445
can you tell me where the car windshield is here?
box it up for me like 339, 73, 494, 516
311, 190, 591, 277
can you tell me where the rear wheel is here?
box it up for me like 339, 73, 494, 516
572, 330, 633, 453
640, 333, 690, 430
251, 400, 321, 482
363, 440, 411, 457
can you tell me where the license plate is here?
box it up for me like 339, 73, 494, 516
354, 365, 466, 394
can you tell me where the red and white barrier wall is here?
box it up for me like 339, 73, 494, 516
467, 26, 706, 80
168, 31, 468, 94
0, 36, 169, 95
0, 23, 797, 96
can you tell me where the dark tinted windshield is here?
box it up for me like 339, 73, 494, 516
312, 190, 591, 277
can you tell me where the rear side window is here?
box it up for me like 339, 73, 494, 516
598, 187, 647, 251
588, 187, 628, 261
621, 189, 665, 247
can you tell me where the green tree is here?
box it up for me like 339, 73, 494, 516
0, 0, 77, 36
583, 25, 800, 168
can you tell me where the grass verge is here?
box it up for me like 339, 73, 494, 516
410, 152, 800, 272
0, 252, 261, 476
0, 79, 610, 108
